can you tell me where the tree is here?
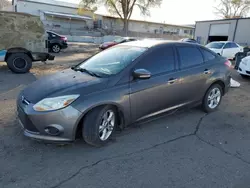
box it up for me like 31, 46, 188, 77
80, 0, 162, 35
0, 0, 11, 11
214, 0, 250, 18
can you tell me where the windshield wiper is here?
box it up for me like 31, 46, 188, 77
72, 67, 101, 78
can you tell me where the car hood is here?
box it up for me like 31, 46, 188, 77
21, 69, 108, 103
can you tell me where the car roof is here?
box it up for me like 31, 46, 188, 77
210, 41, 227, 43
46, 31, 59, 35
119, 39, 197, 48
210, 41, 237, 43
181, 38, 196, 41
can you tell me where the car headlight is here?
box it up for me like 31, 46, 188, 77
33, 95, 80, 112
241, 60, 247, 66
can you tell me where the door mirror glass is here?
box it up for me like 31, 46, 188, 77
133, 69, 151, 79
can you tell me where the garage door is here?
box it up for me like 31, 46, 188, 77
209, 23, 230, 36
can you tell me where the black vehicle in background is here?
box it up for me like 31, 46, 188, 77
180, 38, 199, 44
47, 31, 68, 53
99, 37, 137, 50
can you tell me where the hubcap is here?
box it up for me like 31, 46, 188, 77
208, 88, 221, 109
99, 110, 115, 141
52, 45, 60, 52
13, 58, 27, 69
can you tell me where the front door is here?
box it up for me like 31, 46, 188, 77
129, 45, 184, 121
175, 44, 209, 103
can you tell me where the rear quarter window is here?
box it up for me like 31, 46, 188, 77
230, 42, 239, 48
199, 47, 216, 62
177, 46, 203, 69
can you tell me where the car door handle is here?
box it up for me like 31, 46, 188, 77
168, 78, 177, 84
204, 69, 211, 74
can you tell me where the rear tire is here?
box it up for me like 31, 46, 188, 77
6, 53, 32, 73
202, 84, 223, 113
240, 74, 249, 78
83, 105, 117, 147
51, 44, 61, 53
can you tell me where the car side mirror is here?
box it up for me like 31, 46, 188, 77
133, 69, 151, 79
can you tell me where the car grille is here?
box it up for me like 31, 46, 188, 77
17, 106, 39, 132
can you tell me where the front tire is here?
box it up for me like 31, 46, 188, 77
51, 44, 61, 53
240, 74, 249, 78
83, 105, 117, 147
6, 53, 32, 73
202, 84, 223, 113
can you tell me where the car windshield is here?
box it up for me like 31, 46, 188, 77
114, 38, 125, 43
206, 42, 225, 49
77, 46, 147, 77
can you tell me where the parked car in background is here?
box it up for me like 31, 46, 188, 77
237, 55, 250, 77
47, 31, 68, 53
206, 41, 243, 60
17, 40, 231, 147
99, 37, 137, 50
180, 38, 199, 44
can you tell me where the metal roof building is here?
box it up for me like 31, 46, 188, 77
195, 17, 250, 46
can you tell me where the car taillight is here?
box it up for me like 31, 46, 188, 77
225, 60, 233, 68
61, 37, 67, 41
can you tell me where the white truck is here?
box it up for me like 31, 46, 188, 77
0, 11, 54, 73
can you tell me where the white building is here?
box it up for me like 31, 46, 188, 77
12, 0, 95, 36
99, 14, 194, 37
12, 0, 194, 38
0, 0, 12, 11
195, 17, 250, 46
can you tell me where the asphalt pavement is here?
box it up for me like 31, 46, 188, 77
1, 53, 250, 188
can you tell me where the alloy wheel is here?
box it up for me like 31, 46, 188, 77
52, 45, 60, 53
208, 87, 221, 109
99, 110, 115, 141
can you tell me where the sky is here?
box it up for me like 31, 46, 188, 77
62, 0, 218, 25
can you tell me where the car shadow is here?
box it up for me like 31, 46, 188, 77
0, 64, 37, 98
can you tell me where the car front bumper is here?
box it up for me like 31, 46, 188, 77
17, 96, 82, 142
238, 63, 250, 76
61, 42, 68, 49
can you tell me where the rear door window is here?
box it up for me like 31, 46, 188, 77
47, 32, 52, 37
48, 32, 58, 38
224, 42, 238, 49
230, 42, 238, 48
177, 46, 204, 69
199, 48, 216, 62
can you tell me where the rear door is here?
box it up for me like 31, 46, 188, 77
175, 44, 210, 103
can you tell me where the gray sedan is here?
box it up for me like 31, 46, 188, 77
17, 40, 231, 147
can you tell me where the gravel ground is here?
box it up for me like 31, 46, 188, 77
1, 48, 250, 188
